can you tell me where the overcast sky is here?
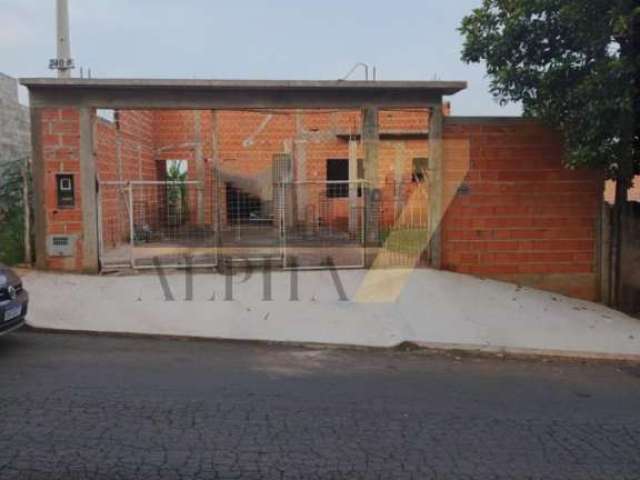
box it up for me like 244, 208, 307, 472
1, 0, 521, 115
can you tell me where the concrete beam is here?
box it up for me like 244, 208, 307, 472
21, 78, 467, 93
22, 80, 456, 110
444, 116, 532, 124
79, 107, 99, 273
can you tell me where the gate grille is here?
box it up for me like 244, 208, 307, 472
98, 181, 218, 270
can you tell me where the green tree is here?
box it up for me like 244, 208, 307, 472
460, 0, 638, 194
460, 0, 639, 306
165, 160, 188, 226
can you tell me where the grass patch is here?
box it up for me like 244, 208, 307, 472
380, 228, 428, 255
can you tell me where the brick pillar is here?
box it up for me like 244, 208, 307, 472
36, 107, 93, 272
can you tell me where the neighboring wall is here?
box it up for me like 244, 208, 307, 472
620, 202, 640, 315
441, 118, 603, 301
0, 73, 30, 164
605, 177, 640, 203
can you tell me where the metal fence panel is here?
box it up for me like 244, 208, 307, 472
280, 180, 367, 269
98, 181, 218, 270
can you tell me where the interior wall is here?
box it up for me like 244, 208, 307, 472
95, 110, 155, 252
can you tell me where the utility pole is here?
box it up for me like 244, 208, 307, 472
49, 0, 74, 78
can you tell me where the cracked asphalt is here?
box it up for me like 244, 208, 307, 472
1, 331, 639, 479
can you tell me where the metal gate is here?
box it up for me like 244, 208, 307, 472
98, 181, 218, 270
279, 180, 367, 269
99, 178, 368, 271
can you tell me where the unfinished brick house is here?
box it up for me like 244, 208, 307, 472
21, 79, 604, 301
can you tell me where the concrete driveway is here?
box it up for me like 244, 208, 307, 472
20, 267, 640, 360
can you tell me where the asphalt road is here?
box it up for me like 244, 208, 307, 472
1, 330, 639, 480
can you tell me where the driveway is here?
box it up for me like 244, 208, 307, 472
1, 331, 640, 479
20, 268, 640, 359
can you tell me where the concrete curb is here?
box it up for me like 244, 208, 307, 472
23, 324, 640, 365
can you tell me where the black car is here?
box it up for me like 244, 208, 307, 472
0, 264, 28, 335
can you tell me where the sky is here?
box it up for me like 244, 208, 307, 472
0, 0, 521, 116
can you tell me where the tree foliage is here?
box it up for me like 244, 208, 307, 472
460, 0, 639, 187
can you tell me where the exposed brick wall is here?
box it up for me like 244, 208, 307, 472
95, 111, 155, 251
40, 107, 84, 271
441, 119, 603, 300
148, 109, 428, 229
39, 106, 606, 302
152, 110, 215, 226
96, 110, 155, 183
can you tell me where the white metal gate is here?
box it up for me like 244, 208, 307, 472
279, 180, 367, 269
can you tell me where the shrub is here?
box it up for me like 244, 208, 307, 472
0, 157, 28, 265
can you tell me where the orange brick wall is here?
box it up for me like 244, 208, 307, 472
40, 107, 84, 271
149, 109, 430, 229
95, 111, 155, 250
152, 110, 215, 225
441, 119, 603, 300
38, 107, 605, 302
96, 110, 155, 182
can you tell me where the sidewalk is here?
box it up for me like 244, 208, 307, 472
19, 267, 640, 360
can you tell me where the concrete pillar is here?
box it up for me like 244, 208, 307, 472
30, 108, 47, 270
293, 110, 307, 227
272, 153, 293, 232
428, 105, 443, 269
362, 106, 379, 247
393, 142, 406, 222
348, 139, 359, 236
80, 107, 99, 273
282, 141, 295, 229
116, 130, 123, 181
193, 111, 205, 224
210, 110, 224, 270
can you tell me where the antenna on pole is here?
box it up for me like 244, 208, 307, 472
49, 0, 75, 78
340, 62, 370, 81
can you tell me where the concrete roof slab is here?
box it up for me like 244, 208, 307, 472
20, 78, 468, 110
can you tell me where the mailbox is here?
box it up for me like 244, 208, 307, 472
56, 174, 75, 208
